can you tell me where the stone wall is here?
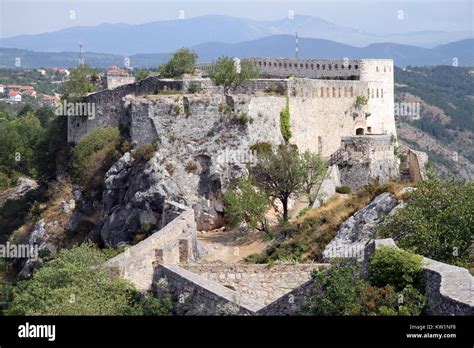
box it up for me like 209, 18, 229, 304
67, 76, 184, 143
105, 201, 197, 291
180, 263, 326, 305
336, 135, 399, 189
248, 58, 362, 79
153, 264, 263, 315
153, 263, 328, 315
363, 239, 474, 316
407, 149, 428, 182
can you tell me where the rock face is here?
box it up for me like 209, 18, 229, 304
19, 219, 56, 278
323, 192, 400, 260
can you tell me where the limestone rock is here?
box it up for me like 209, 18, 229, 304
323, 192, 399, 260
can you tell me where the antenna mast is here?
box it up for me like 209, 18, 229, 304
79, 42, 84, 66
295, 32, 299, 59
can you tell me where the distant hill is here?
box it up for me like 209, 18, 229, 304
394, 66, 474, 179
0, 37, 472, 68
0, 15, 471, 55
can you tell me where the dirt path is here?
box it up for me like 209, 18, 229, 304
197, 228, 269, 263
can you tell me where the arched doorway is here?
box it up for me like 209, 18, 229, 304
356, 128, 364, 135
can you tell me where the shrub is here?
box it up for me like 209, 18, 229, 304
303, 260, 365, 315
369, 246, 424, 291
303, 259, 426, 316
336, 186, 351, 194
165, 163, 175, 176
187, 82, 201, 94
185, 161, 198, 173
131, 143, 156, 163
355, 96, 368, 106
224, 178, 270, 232
117, 293, 172, 315
250, 142, 272, 155
230, 112, 249, 126
82, 144, 120, 194
69, 127, 120, 184
280, 96, 292, 143
377, 179, 473, 267
6, 243, 140, 315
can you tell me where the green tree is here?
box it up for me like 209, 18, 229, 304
252, 145, 324, 221
209, 57, 259, 95
158, 48, 197, 78
377, 179, 474, 267
63, 64, 97, 102
300, 150, 327, 206
135, 69, 151, 81
224, 178, 270, 233
0, 115, 44, 180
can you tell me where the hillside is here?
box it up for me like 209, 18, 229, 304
394, 66, 474, 179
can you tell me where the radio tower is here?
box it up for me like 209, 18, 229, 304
78, 42, 84, 66
295, 32, 299, 59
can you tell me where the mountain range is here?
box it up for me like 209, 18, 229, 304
0, 14, 472, 55
0, 37, 472, 69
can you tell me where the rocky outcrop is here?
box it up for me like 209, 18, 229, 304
323, 192, 399, 260
19, 219, 57, 278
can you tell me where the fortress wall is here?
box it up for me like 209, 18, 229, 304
248, 58, 362, 79
180, 264, 326, 305
153, 264, 262, 315
105, 202, 197, 291
67, 77, 184, 143
360, 60, 396, 138
126, 78, 395, 160
286, 78, 393, 157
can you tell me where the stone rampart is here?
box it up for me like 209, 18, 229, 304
105, 201, 197, 291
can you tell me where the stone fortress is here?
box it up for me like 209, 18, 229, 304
69, 58, 472, 315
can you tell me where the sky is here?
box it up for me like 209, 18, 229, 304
0, 0, 472, 38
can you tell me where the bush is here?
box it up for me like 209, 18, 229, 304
187, 82, 201, 94
303, 259, 426, 316
250, 142, 272, 155
356, 96, 368, 106
6, 243, 140, 315
369, 246, 424, 291
377, 179, 473, 267
336, 186, 351, 194
82, 144, 120, 193
224, 178, 270, 232
185, 161, 198, 173
69, 127, 120, 184
131, 143, 156, 163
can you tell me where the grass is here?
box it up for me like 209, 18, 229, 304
245, 181, 412, 264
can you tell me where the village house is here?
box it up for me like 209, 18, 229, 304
8, 91, 22, 102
